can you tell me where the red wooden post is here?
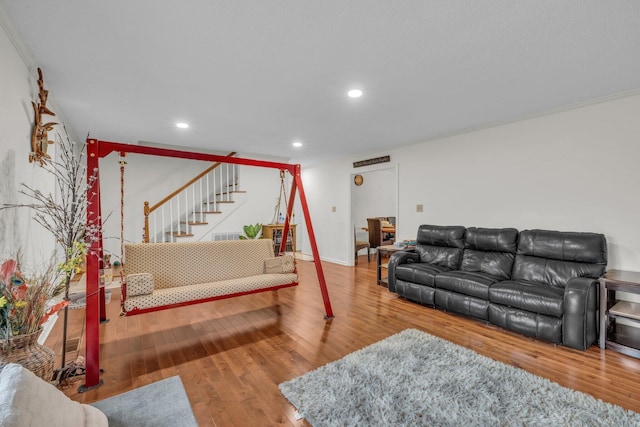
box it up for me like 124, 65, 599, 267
80, 138, 103, 391
292, 165, 334, 319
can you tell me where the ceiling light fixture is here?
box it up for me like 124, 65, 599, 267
347, 89, 363, 98
292, 141, 303, 148
176, 122, 189, 129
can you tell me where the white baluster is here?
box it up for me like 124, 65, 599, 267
224, 163, 231, 202
184, 190, 188, 234
232, 164, 237, 192
161, 207, 166, 243
198, 178, 202, 222
206, 171, 211, 215
192, 183, 196, 224
169, 201, 174, 241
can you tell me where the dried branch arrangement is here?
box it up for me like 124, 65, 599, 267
2, 130, 100, 371
18, 133, 99, 253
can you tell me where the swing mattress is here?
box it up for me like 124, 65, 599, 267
122, 239, 297, 314
123, 273, 298, 312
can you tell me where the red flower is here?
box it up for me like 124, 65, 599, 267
39, 300, 69, 326
0, 259, 17, 283
12, 284, 28, 301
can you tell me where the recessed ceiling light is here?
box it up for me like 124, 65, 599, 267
292, 141, 303, 148
347, 89, 363, 98
176, 122, 189, 129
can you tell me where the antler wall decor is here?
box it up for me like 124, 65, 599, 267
29, 67, 58, 166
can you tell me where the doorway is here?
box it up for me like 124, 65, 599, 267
350, 166, 398, 265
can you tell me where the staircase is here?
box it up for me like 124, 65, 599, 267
143, 153, 246, 243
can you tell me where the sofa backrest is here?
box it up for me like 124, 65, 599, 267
461, 227, 518, 280
125, 239, 276, 289
512, 229, 607, 287
415, 225, 466, 269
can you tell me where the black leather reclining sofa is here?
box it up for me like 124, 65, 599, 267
388, 225, 607, 350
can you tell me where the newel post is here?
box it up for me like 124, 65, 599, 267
143, 201, 150, 243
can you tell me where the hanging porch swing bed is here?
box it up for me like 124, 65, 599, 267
81, 138, 333, 392
121, 239, 297, 316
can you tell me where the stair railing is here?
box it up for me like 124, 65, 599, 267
143, 152, 237, 243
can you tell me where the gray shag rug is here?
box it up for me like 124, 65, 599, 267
92, 376, 197, 427
279, 329, 640, 427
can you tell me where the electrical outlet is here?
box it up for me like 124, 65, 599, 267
416, 204, 423, 213
331, 206, 336, 212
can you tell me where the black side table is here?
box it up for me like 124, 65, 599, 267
599, 269, 640, 358
376, 245, 414, 286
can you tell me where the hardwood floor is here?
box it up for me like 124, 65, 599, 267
46, 255, 640, 426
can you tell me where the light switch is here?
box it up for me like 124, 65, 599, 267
332, 206, 336, 212
416, 204, 423, 213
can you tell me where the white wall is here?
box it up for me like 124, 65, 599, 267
303, 93, 640, 270
0, 11, 60, 267
298, 157, 354, 264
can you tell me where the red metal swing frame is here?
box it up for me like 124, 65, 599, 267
82, 138, 333, 391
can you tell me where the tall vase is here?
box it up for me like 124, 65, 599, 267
0, 329, 55, 381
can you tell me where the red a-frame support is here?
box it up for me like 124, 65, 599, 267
82, 138, 333, 391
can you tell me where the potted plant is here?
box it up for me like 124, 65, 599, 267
239, 223, 262, 240
0, 257, 68, 380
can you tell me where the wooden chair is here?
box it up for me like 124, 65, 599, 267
367, 218, 394, 251
354, 227, 371, 265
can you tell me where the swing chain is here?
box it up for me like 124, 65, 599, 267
118, 152, 127, 281
272, 169, 295, 255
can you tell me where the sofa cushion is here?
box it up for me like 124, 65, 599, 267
489, 280, 565, 317
417, 224, 466, 248
394, 279, 436, 305
125, 239, 276, 289
395, 263, 451, 287
465, 227, 518, 253
435, 270, 502, 299
512, 255, 605, 289
0, 363, 108, 427
460, 227, 518, 280
126, 272, 154, 296
264, 255, 295, 274
512, 230, 607, 287
488, 304, 562, 344
415, 225, 465, 269
517, 229, 607, 264
435, 289, 490, 320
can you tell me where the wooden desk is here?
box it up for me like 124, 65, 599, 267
376, 244, 414, 286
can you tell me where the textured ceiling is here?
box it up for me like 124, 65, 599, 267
3, 1, 640, 165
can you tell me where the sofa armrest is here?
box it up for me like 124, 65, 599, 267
388, 251, 419, 293
563, 277, 599, 350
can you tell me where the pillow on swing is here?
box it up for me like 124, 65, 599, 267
126, 273, 155, 296
264, 255, 295, 274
